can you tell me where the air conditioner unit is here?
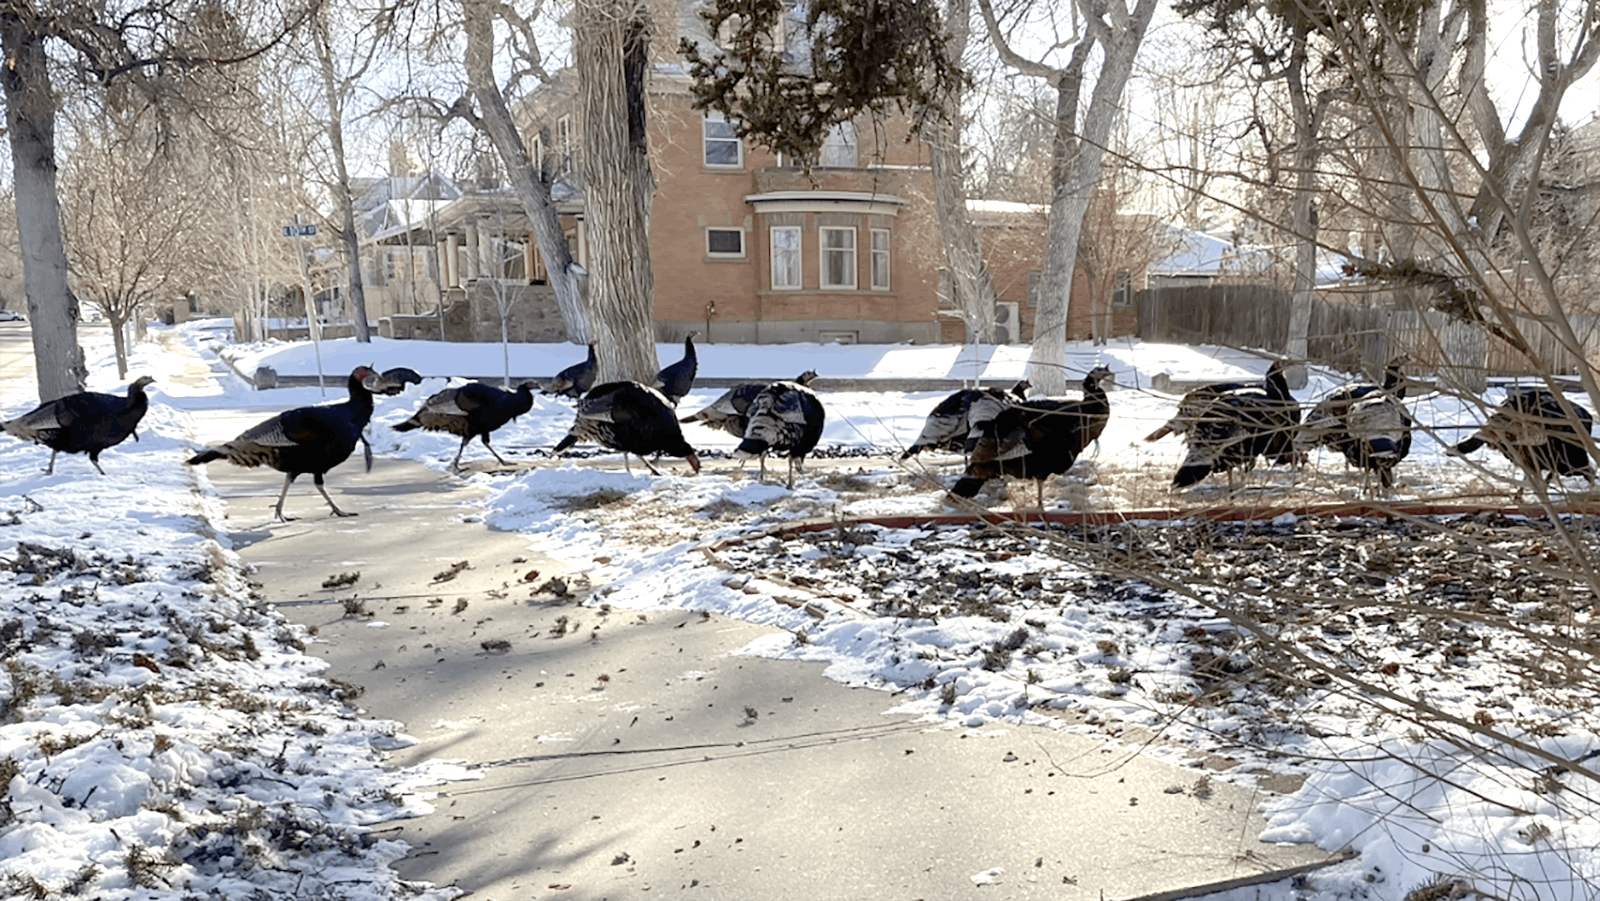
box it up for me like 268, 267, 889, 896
993, 302, 1020, 344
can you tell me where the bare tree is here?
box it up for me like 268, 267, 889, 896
574, 0, 659, 382
924, 0, 1000, 345
454, 0, 591, 344
977, 0, 1160, 395
0, 1, 311, 400
1077, 154, 1163, 346
303, 2, 380, 342
59, 106, 212, 376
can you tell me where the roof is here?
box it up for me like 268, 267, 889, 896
1150, 224, 1271, 276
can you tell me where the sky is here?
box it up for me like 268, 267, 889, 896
1, 321, 1597, 898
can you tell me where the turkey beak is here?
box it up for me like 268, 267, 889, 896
686, 452, 702, 474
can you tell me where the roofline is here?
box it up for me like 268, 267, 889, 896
743, 191, 907, 216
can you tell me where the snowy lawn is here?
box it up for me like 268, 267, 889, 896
2, 319, 1598, 900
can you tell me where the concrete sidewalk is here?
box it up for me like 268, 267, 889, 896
204, 455, 1343, 901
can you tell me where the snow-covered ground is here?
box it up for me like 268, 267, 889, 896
2, 320, 1597, 900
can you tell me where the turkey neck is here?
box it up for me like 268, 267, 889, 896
1264, 366, 1291, 401
512, 384, 536, 417
344, 372, 376, 425
1382, 362, 1405, 397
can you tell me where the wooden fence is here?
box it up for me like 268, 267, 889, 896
1137, 284, 1600, 391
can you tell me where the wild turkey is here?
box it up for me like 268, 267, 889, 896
393, 380, 538, 470
1296, 357, 1412, 490
1148, 362, 1301, 467
186, 366, 377, 521
1448, 386, 1596, 485
1144, 379, 1253, 442
734, 380, 826, 489
902, 380, 1031, 459
2, 375, 156, 475
365, 367, 423, 396
554, 381, 701, 475
951, 366, 1113, 507
1171, 360, 1300, 489
654, 332, 699, 406
679, 370, 820, 438
544, 344, 597, 398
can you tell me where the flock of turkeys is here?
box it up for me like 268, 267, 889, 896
3, 336, 1595, 520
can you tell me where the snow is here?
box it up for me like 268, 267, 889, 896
2, 320, 1598, 899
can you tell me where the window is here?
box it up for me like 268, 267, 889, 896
703, 112, 742, 168
820, 122, 857, 167
1113, 269, 1133, 306
771, 226, 802, 289
556, 115, 573, 173
707, 228, 745, 258
870, 228, 891, 290
820, 226, 856, 288
528, 131, 544, 174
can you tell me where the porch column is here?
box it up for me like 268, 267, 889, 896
444, 234, 461, 288
477, 220, 496, 278
461, 225, 480, 282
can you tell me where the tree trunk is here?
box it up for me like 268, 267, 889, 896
312, 23, 371, 342
1282, 30, 1321, 391
578, 0, 659, 383
1022, 0, 1158, 395
1, 14, 85, 401
109, 312, 129, 378
461, 0, 591, 343
924, 0, 998, 344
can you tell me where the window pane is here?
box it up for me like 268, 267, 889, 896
871, 229, 890, 289
708, 229, 743, 255
705, 140, 740, 166
820, 122, 857, 167
772, 227, 801, 288
704, 114, 741, 167
821, 227, 855, 288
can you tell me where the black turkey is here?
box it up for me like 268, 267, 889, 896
365, 367, 423, 396
1449, 386, 1596, 485
1296, 357, 1412, 490
1149, 363, 1301, 467
554, 381, 701, 475
679, 370, 820, 438
1171, 360, 1300, 489
734, 380, 826, 489
393, 380, 538, 470
1144, 379, 1253, 443
186, 366, 377, 520
951, 366, 1113, 508
902, 380, 1031, 459
654, 332, 700, 406
544, 344, 597, 398
3, 375, 156, 475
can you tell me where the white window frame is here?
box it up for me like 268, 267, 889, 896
770, 226, 802, 289
528, 131, 544, 174
1113, 268, 1134, 306
706, 227, 746, 259
819, 226, 857, 289
870, 228, 891, 290
703, 112, 743, 168
556, 115, 573, 173
820, 122, 858, 167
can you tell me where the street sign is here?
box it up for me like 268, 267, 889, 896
282, 224, 317, 237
